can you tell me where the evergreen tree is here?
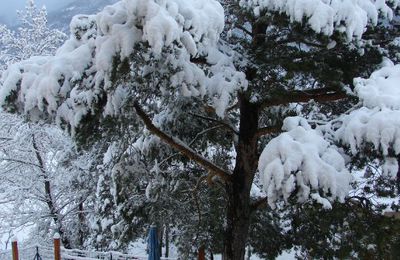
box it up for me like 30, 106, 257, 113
1, 0, 400, 259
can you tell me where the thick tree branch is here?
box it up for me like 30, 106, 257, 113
0, 157, 41, 168
250, 196, 268, 211
227, 102, 239, 112
256, 125, 282, 138
236, 24, 253, 37
134, 102, 232, 183
190, 56, 209, 65
273, 37, 327, 48
32, 133, 71, 249
159, 125, 224, 166
258, 87, 349, 109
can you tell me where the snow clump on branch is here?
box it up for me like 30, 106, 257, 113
259, 60, 400, 207
258, 117, 351, 209
336, 61, 400, 164
239, 0, 399, 41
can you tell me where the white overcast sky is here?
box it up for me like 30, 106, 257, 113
0, 0, 75, 22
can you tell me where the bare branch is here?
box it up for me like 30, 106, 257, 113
236, 24, 253, 37
0, 157, 41, 168
134, 102, 232, 183
227, 102, 239, 112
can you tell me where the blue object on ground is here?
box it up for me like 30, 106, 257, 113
148, 225, 160, 260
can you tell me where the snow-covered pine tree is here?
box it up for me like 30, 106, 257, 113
1, 0, 400, 259
0, 0, 66, 72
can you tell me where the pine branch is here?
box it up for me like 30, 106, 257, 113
258, 87, 349, 109
134, 102, 232, 183
235, 24, 253, 37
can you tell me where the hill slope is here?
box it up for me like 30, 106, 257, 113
48, 0, 118, 32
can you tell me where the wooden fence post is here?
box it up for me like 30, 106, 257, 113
11, 238, 18, 260
54, 233, 61, 260
198, 245, 205, 260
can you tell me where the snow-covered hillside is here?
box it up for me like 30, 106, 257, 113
48, 0, 118, 32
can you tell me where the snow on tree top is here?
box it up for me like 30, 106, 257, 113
0, 0, 246, 128
239, 0, 399, 41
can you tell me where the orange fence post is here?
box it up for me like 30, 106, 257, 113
53, 233, 61, 260
11, 238, 18, 260
198, 245, 205, 260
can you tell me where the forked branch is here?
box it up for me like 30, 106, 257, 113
134, 102, 232, 183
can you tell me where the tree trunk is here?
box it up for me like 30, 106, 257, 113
223, 94, 259, 260
165, 224, 169, 258
159, 225, 163, 257
78, 202, 86, 247
397, 156, 400, 193
198, 245, 205, 260
32, 133, 72, 249
247, 246, 251, 260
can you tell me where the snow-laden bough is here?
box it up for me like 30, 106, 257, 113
258, 117, 351, 209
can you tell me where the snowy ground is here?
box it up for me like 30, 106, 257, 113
0, 203, 34, 251
128, 240, 296, 260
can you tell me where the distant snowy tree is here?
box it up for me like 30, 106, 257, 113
1, 0, 400, 259
0, 0, 66, 71
0, 0, 82, 249
0, 111, 92, 248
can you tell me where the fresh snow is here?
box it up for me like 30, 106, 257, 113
258, 117, 351, 208
0, 0, 246, 128
259, 59, 400, 207
336, 61, 400, 156
1, 0, 400, 257
1, 0, 400, 213
239, 0, 399, 41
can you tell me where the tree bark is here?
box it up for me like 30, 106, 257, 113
397, 156, 400, 193
134, 94, 260, 260
78, 202, 86, 247
159, 225, 163, 258
32, 133, 72, 249
165, 224, 169, 258
223, 94, 259, 260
